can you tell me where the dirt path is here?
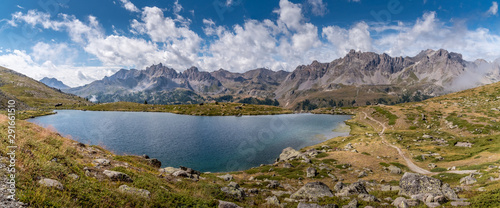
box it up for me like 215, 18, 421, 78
362, 112, 433, 175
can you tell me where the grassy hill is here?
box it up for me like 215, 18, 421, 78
0, 66, 91, 110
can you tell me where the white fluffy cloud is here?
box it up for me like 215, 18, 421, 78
3, 0, 500, 88
119, 0, 140, 13
487, 2, 498, 16
307, 0, 328, 16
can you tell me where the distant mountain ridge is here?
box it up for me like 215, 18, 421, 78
40, 77, 70, 89
65, 49, 500, 108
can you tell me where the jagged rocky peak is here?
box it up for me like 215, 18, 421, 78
145, 63, 179, 78
40, 77, 70, 89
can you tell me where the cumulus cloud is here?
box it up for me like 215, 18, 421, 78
307, 0, 328, 16
486, 1, 498, 16
119, 0, 140, 12
4, 0, 500, 88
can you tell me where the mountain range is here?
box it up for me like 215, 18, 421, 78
65, 49, 500, 109
40, 77, 70, 89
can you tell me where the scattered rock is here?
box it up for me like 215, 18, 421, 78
160, 167, 180, 174
399, 173, 457, 201
307, 167, 317, 178
92, 159, 111, 166
428, 163, 437, 169
283, 163, 294, 168
271, 190, 291, 197
221, 182, 245, 199
298, 202, 338, 208
342, 199, 357, 208
460, 176, 477, 185
357, 171, 367, 178
218, 200, 242, 208
146, 158, 161, 168
68, 173, 79, 180
103, 170, 133, 182
392, 197, 408, 208
328, 173, 338, 182
450, 201, 471, 206
38, 178, 63, 190
357, 193, 378, 202
265, 196, 280, 206
336, 181, 368, 197
278, 147, 301, 162
333, 182, 345, 192
291, 182, 334, 200
118, 185, 150, 198
388, 165, 402, 174
218, 174, 233, 181
266, 180, 281, 189
454, 142, 472, 148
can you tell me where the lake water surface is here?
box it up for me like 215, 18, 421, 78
28, 110, 350, 172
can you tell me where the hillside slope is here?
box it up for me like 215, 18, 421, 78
0, 66, 91, 110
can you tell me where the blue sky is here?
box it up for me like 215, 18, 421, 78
0, 0, 499, 87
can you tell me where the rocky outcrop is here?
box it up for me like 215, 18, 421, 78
103, 170, 133, 182
278, 147, 302, 162
306, 167, 317, 178
145, 158, 161, 168
291, 182, 334, 200
335, 181, 369, 197
221, 182, 245, 199
118, 185, 150, 198
92, 159, 111, 166
460, 175, 477, 185
399, 173, 458, 201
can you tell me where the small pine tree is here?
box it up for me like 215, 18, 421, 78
144, 100, 148, 104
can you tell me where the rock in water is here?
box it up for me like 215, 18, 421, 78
291, 182, 334, 200
103, 170, 133, 182
118, 185, 150, 198
38, 178, 64, 190
278, 147, 301, 161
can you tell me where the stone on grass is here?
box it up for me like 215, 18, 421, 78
118, 185, 150, 198
291, 182, 334, 200
38, 178, 63, 190
103, 170, 133, 182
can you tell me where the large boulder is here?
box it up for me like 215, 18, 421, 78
399, 173, 457, 200
160, 167, 180, 174
335, 181, 369, 197
291, 182, 334, 200
118, 185, 150, 198
103, 170, 133, 182
38, 178, 63, 190
218, 174, 233, 181
278, 147, 302, 161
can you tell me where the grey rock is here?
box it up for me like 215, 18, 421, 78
283, 163, 294, 168
357, 171, 367, 178
450, 201, 471, 206
265, 196, 280, 206
392, 197, 408, 208
103, 170, 133, 182
455, 142, 472, 148
328, 173, 338, 182
357, 193, 378, 202
267, 180, 281, 189
333, 182, 345, 192
291, 182, 334, 200
160, 167, 180, 174
399, 172, 454, 199
218, 174, 233, 181
388, 165, 402, 174
146, 158, 161, 168
38, 178, 63, 190
428, 163, 437, 169
278, 147, 301, 161
92, 158, 111, 166
336, 182, 369, 197
218, 200, 242, 208
441, 183, 458, 200
221, 182, 245, 199
342, 199, 358, 208
118, 185, 150, 198
460, 176, 477, 185
307, 167, 317, 178
297, 202, 338, 208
